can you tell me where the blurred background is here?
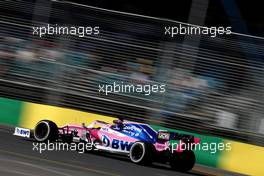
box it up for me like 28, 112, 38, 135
1, 0, 264, 146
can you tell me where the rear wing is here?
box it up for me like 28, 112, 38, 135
158, 130, 200, 144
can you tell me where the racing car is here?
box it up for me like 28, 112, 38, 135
15, 118, 200, 172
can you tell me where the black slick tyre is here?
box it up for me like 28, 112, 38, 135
129, 142, 154, 165
34, 120, 58, 142
170, 150, 196, 172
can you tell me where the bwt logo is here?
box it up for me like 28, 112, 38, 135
101, 135, 110, 147
112, 139, 133, 151
101, 135, 133, 151
14, 127, 30, 138
17, 129, 29, 136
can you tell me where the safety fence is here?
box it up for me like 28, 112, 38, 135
1, 0, 264, 146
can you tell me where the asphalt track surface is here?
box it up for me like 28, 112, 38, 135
0, 126, 243, 176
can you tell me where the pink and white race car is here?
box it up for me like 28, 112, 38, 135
25, 119, 200, 172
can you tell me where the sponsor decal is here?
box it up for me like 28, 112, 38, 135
112, 139, 133, 151
123, 125, 142, 133
14, 127, 30, 138
158, 131, 170, 140
101, 127, 109, 132
101, 135, 133, 151
122, 129, 140, 137
101, 135, 110, 147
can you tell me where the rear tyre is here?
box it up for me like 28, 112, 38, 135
129, 142, 154, 165
170, 150, 196, 172
34, 120, 58, 142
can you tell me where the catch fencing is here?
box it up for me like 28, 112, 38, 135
1, 0, 264, 145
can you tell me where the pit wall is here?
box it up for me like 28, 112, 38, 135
0, 97, 263, 176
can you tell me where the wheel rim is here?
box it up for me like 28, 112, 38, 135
130, 143, 145, 163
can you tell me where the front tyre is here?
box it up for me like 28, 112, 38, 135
34, 120, 58, 142
170, 150, 196, 172
129, 142, 154, 165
